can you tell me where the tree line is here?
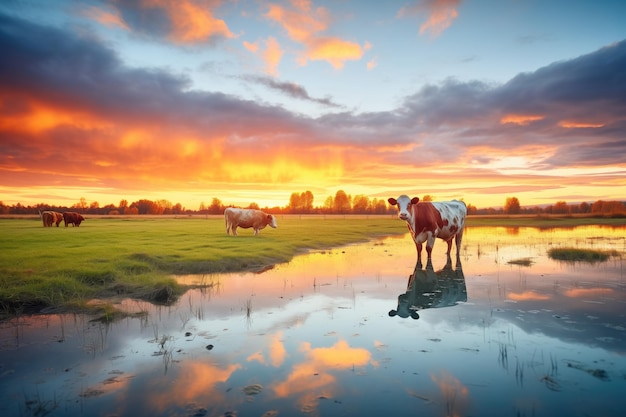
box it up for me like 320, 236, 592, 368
1, 192, 624, 216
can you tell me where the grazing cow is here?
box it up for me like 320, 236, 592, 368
41, 211, 63, 227
389, 256, 466, 320
224, 207, 277, 236
63, 211, 85, 227
388, 195, 466, 268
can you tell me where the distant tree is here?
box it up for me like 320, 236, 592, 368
553, 201, 570, 214
333, 190, 351, 214
323, 195, 334, 213
466, 203, 477, 215
288, 191, 314, 213
208, 198, 224, 214
352, 194, 370, 214
301, 191, 314, 213
504, 197, 521, 214
248, 202, 260, 210
370, 198, 388, 214
132, 199, 161, 214
198, 201, 207, 213
592, 200, 626, 214
72, 197, 88, 211
172, 203, 183, 214
422, 195, 434, 202
119, 199, 128, 214
288, 192, 300, 213
578, 202, 590, 213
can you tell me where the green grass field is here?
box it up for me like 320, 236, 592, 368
0, 216, 403, 316
1, 214, 624, 317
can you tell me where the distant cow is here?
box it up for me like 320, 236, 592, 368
63, 212, 85, 227
388, 195, 466, 268
389, 256, 466, 320
224, 207, 277, 236
41, 211, 63, 227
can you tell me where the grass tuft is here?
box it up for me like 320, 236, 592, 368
547, 247, 618, 263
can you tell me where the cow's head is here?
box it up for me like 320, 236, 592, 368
267, 214, 277, 228
388, 195, 420, 221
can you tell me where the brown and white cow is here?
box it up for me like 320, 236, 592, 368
63, 211, 85, 227
388, 195, 466, 268
224, 207, 277, 236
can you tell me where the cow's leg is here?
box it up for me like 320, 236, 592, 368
454, 229, 464, 262
445, 238, 453, 255
416, 242, 423, 269
232, 226, 238, 236
254, 228, 259, 236
425, 235, 436, 264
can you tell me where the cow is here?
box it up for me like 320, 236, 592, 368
41, 211, 63, 227
388, 195, 466, 268
224, 207, 277, 236
63, 212, 85, 227
389, 256, 466, 320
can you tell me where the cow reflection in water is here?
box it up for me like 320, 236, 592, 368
389, 256, 466, 319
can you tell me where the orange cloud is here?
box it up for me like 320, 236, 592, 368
508, 291, 551, 301
148, 361, 241, 411
399, 0, 461, 37
244, 37, 284, 74
83, 6, 129, 30
367, 57, 377, 71
565, 287, 613, 298
270, 332, 287, 366
558, 120, 606, 128
430, 371, 469, 417
266, 1, 366, 69
303, 37, 364, 69
500, 114, 545, 125
142, 0, 234, 43
0, 96, 111, 134
272, 339, 374, 401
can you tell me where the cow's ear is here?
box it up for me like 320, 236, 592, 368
388, 198, 397, 206
411, 197, 420, 204
267, 214, 272, 220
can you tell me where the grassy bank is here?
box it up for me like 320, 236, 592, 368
0, 216, 403, 316
1, 215, 624, 317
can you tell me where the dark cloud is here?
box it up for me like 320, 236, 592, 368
243, 75, 343, 108
1, 8, 625, 182
0, 11, 311, 138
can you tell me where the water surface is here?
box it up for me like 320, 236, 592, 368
1, 225, 625, 416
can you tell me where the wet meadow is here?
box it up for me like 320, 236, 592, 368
0, 216, 625, 416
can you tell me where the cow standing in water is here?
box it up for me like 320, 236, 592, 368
388, 195, 466, 268
224, 207, 277, 236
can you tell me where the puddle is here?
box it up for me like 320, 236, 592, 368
1, 226, 625, 416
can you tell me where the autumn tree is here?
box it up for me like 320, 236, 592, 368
72, 197, 88, 211
333, 190, 351, 214
553, 201, 570, 214
288, 191, 314, 213
208, 198, 224, 214
504, 197, 521, 214
370, 198, 388, 214
351, 194, 370, 214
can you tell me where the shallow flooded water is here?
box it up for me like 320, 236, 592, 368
1, 225, 625, 417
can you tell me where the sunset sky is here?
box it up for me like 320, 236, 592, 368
1, 0, 625, 210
